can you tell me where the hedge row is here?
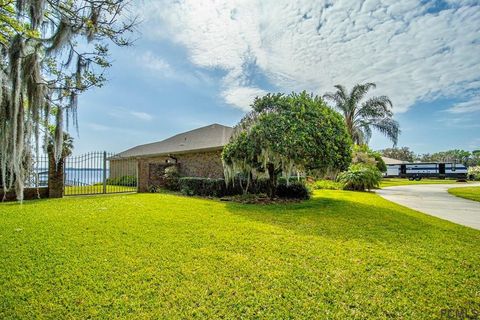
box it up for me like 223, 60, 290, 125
178, 177, 310, 199
106, 175, 137, 186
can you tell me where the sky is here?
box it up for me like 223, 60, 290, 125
73, 0, 480, 155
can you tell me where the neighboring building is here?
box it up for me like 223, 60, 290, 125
110, 124, 234, 191
381, 156, 405, 177
382, 156, 468, 179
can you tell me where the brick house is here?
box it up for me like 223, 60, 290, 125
110, 124, 234, 192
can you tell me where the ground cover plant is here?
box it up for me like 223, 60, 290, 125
448, 186, 480, 202
310, 179, 343, 190
1, 191, 479, 319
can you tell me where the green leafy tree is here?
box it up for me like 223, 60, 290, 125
0, 0, 136, 200
418, 149, 473, 166
222, 92, 352, 197
353, 144, 386, 172
323, 83, 400, 146
381, 147, 416, 162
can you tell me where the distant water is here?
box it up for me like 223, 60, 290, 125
35, 168, 108, 186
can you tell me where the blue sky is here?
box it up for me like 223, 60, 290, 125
73, 0, 480, 155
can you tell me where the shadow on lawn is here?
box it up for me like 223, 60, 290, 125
223, 191, 476, 244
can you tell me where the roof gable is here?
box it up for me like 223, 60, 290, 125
117, 123, 234, 158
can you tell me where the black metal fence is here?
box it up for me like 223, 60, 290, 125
28, 154, 49, 188
63, 151, 137, 196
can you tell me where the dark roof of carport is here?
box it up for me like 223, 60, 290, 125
115, 123, 234, 158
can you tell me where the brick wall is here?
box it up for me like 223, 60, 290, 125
137, 150, 224, 192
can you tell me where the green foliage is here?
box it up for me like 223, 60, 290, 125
338, 164, 382, 191
275, 182, 311, 199
106, 175, 137, 187
324, 83, 400, 145
223, 91, 353, 197
163, 166, 180, 191
179, 177, 227, 197
0, 0, 136, 201
417, 149, 479, 166
1, 192, 480, 318
448, 186, 480, 202
352, 144, 386, 172
178, 176, 310, 199
468, 166, 480, 180
311, 180, 344, 190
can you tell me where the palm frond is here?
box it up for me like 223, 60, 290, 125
324, 84, 351, 114
350, 82, 376, 105
358, 95, 393, 119
371, 118, 400, 146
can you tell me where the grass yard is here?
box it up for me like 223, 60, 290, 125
380, 178, 464, 188
1, 191, 479, 319
448, 186, 480, 202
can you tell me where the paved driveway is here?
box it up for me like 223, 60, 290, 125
376, 183, 480, 230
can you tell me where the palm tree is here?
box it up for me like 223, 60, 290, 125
323, 83, 400, 145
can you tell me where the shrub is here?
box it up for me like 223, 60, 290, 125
163, 166, 180, 191
275, 182, 311, 199
337, 164, 382, 191
106, 175, 137, 186
178, 177, 310, 200
311, 180, 343, 190
468, 166, 480, 180
179, 177, 226, 197
352, 145, 387, 173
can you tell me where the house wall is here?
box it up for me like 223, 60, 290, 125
135, 150, 224, 192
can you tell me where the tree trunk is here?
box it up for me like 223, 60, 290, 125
48, 152, 64, 198
267, 163, 276, 198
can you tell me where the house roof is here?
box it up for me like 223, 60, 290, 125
382, 156, 405, 165
115, 123, 234, 158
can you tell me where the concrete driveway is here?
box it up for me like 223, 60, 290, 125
376, 183, 480, 230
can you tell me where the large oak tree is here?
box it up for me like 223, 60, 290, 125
0, 0, 136, 200
222, 92, 352, 197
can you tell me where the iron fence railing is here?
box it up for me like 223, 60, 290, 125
22, 151, 138, 196
63, 151, 137, 196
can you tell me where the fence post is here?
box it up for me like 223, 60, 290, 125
103, 151, 107, 194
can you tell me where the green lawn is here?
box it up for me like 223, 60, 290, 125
448, 186, 480, 202
1, 191, 479, 318
380, 178, 464, 188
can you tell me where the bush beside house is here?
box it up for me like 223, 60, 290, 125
177, 177, 310, 199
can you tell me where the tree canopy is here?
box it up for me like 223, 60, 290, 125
222, 92, 352, 197
380, 147, 480, 166
0, 0, 136, 200
323, 83, 400, 146
381, 147, 416, 162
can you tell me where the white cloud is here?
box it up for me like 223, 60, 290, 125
137, 51, 172, 74
135, 50, 215, 88
142, 0, 480, 113
108, 108, 154, 122
130, 111, 153, 121
88, 123, 111, 131
222, 86, 267, 111
446, 97, 480, 113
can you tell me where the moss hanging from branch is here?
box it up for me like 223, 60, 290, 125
0, 0, 136, 200
222, 92, 353, 198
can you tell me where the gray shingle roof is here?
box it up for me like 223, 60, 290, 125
382, 156, 405, 165
116, 123, 234, 158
